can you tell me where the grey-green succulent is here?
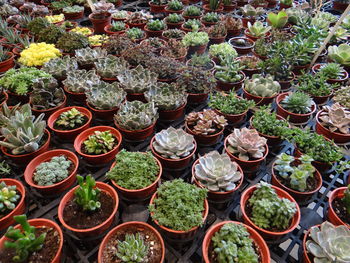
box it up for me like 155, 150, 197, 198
74, 47, 108, 68
115, 233, 149, 263
42, 56, 78, 80
94, 55, 129, 79
0, 181, 20, 215
244, 74, 281, 97
62, 69, 100, 93
319, 103, 350, 134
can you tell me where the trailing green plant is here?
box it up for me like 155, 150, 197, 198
247, 21, 271, 37
4, 214, 46, 262
202, 12, 219, 23
56, 32, 89, 54
186, 109, 227, 135
209, 91, 255, 115
244, 74, 280, 97
295, 73, 336, 97
0, 160, 11, 176
126, 27, 145, 40
176, 66, 216, 94
165, 13, 184, 23
115, 233, 149, 262
146, 19, 166, 31
149, 179, 207, 231
83, 130, 116, 155
106, 150, 159, 190
62, 69, 100, 93
183, 5, 201, 17
42, 56, 78, 80
0, 181, 20, 215
267, 10, 288, 29
27, 17, 49, 36
280, 92, 313, 114
110, 21, 126, 31
74, 175, 101, 211
328, 44, 350, 66
183, 19, 202, 30
167, 0, 183, 10
37, 24, 65, 44
215, 55, 244, 83
182, 31, 209, 46
54, 108, 87, 130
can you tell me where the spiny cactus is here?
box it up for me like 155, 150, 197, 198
115, 233, 149, 263
0, 181, 20, 214
244, 74, 281, 97
319, 103, 350, 134
94, 55, 129, 79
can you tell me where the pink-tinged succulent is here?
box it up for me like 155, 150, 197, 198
319, 103, 350, 134
226, 128, 267, 161
186, 109, 227, 136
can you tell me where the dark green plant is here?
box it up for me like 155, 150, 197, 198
145, 56, 182, 80
110, 21, 126, 31
280, 92, 313, 114
162, 29, 185, 39
102, 35, 136, 56
209, 91, 255, 115
209, 0, 221, 10
115, 233, 148, 262
0, 46, 10, 62
83, 130, 116, 155
37, 24, 65, 44
0, 181, 20, 215
4, 215, 46, 262
27, 17, 49, 36
126, 27, 145, 40
183, 5, 201, 17
0, 160, 11, 176
318, 63, 346, 80
50, 0, 72, 11
183, 19, 201, 30
165, 13, 184, 23
296, 73, 337, 97
202, 12, 219, 22
55, 108, 86, 130
342, 184, 350, 214
188, 53, 212, 69
146, 19, 166, 31
56, 32, 89, 54
106, 150, 159, 190
74, 175, 101, 211
254, 38, 269, 57
167, 0, 183, 10
149, 179, 207, 231
182, 31, 209, 46
176, 67, 216, 94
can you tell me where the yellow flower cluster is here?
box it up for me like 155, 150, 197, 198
88, 35, 109, 46
45, 14, 65, 24
18, 43, 61, 67
71, 27, 93, 36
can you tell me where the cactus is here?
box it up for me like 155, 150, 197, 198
0, 181, 20, 214
62, 69, 100, 93
244, 74, 281, 97
94, 55, 129, 79
115, 233, 149, 263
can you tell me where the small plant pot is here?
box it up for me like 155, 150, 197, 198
150, 135, 197, 170
24, 149, 79, 195
114, 121, 156, 141
213, 108, 248, 126
241, 17, 255, 28
164, 20, 184, 29
294, 146, 333, 172
158, 103, 187, 121
0, 218, 63, 263
252, 50, 267, 61
98, 221, 165, 263
63, 10, 84, 20
241, 184, 301, 240
278, 73, 295, 91
86, 102, 119, 121
144, 25, 165, 38
187, 92, 208, 104
327, 187, 350, 228
182, 14, 202, 21
185, 122, 223, 145
0, 91, 8, 107
0, 52, 15, 73
243, 87, 278, 106
150, 192, 209, 239
227, 28, 242, 38
276, 92, 316, 124
89, 12, 112, 34
58, 182, 119, 237
310, 92, 332, 105
30, 94, 67, 119
48, 106, 92, 141
312, 63, 349, 84
202, 221, 270, 263
109, 156, 162, 200
244, 29, 264, 42
0, 178, 26, 231
165, 7, 184, 14
209, 34, 227, 45
292, 63, 310, 75
149, 2, 167, 13
181, 23, 204, 32
223, 3, 237, 12
202, 4, 224, 13
63, 86, 86, 103
228, 37, 255, 55
216, 71, 246, 91
1, 129, 51, 165
127, 21, 146, 29
104, 24, 129, 35
187, 43, 208, 56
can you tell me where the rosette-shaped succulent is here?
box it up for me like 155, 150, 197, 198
306, 221, 350, 263
152, 127, 195, 159
244, 74, 281, 97
194, 151, 242, 192
226, 128, 267, 161
42, 56, 78, 80
117, 65, 158, 94
94, 55, 129, 79
186, 109, 227, 136
74, 47, 108, 68
62, 69, 100, 93
319, 103, 350, 134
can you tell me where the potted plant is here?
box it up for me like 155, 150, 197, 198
104, 21, 129, 35
333, 86, 350, 109
88, 1, 113, 34
187, 53, 215, 71
185, 109, 227, 145
164, 13, 185, 29
208, 42, 237, 65
149, 0, 168, 13
102, 35, 135, 56
279, 0, 292, 9
0, 214, 63, 263
209, 91, 255, 125
161, 39, 187, 61
62, 5, 84, 20
202, 221, 270, 263
145, 56, 182, 83
245, 21, 270, 41
111, 10, 130, 21
276, 92, 316, 124
98, 221, 165, 263
203, 0, 223, 12
192, 151, 243, 202
0, 47, 14, 73
312, 63, 348, 84
238, 4, 264, 27
252, 38, 269, 60
181, 18, 204, 32
58, 175, 119, 237
238, 55, 261, 77
18, 43, 61, 67
0, 179, 25, 231
70, 27, 94, 37
328, 44, 350, 71
221, 15, 243, 37
327, 185, 350, 228
165, 0, 184, 14
42, 56, 79, 81
228, 37, 255, 55
140, 37, 167, 55
144, 19, 167, 37
56, 32, 89, 55
215, 55, 246, 91
316, 103, 350, 144
106, 150, 162, 200
75, 47, 107, 70
182, 30, 209, 55
94, 55, 129, 82
124, 27, 146, 43
125, 11, 149, 29
267, 10, 288, 29
205, 22, 227, 44
150, 127, 196, 169
182, 5, 202, 20
48, 107, 92, 141
200, 12, 219, 27
149, 179, 208, 239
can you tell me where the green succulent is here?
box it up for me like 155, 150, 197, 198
247, 21, 271, 37
55, 108, 86, 130
202, 12, 219, 22
165, 13, 184, 23
182, 31, 209, 46
280, 92, 313, 114
0, 160, 11, 176
83, 130, 116, 155
110, 21, 126, 31
183, 6, 202, 17
167, 0, 183, 11
342, 184, 350, 214
328, 44, 350, 66
74, 175, 101, 211
209, 91, 255, 115
115, 233, 149, 263
244, 74, 281, 97
0, 181, 20, 215
126, 28, 145, 40
146, 19, 166, 31
27, 17, 50, 36
37, 24, 65, 44
56, 32, 89, 54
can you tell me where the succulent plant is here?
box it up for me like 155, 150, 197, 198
280, 92, 313, 114
0, 181, 20, 215
319, 103, 350, 134
306, 221, 350, 263
247, 21, 271, 37
86, 81, 126, 110
162, 39, 187, 59
183, 5, 201, 17
215, 55, 244, 83
62, 69, 100, 93
146, 19, 166, 31
328, 44, 350, 66
244, 74, 281, 97
144, 56, 182, 80
117, 65, 158, 94
37, 23, 65, 44
0, 160, 11, 176
122, 45, 155, 67
221, 15, 242, 31
126, 27, 145, 41
74, 47, 108, 68
42, 56, 78, 80
176, 67, 216, 94
162, 29, 185, 39
145, 83, 187, 111
205, 23, 227, 38
102, 35, 136, 56
83, 130, 116, 155
56, 32, 89, 54
94, 55, 129, 79
318, 63, 346, 80
152, 127, 195, 159
115, 233, 148, 263
114, 101, 158, 130
27, 17, 50, 36
226, 128, 267, 161
54, 108, 87, 130
240, 4, 264, 17
186, 109, 227, 136
334, 86, 350, 109
74, 175, 101, 211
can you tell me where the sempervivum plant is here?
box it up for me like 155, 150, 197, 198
102, 35, 136, 56
186, 109, 227, 136
94, 55, 129, 79
177, 67, 216, 94
42, 56, 78, 80
152, 127, 195, 159
74, 47, 108, 68
319, 103, 350, 134
226, 128, 267, 161
145, 83, 187, 111
117, 65, 158, 94
280, 92, 313, 114
0, 181, 20, 215
114, 101, 158, 131
62, 70, 100, 93
194, 151, 242, 192
244, 74, 281, 97
306, 221, 350, 263
115, 233, 149, 262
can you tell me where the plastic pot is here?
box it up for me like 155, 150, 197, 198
125, 92, 146, 102
187, 92, 208, 104
0, 91, 8, 108
63, 86, 86, 103
333, 1, 349, 11
86, 102, 119, 122
30, 94, 67, 119
47, 106, 92, 141
227, 28, 242, 38
278, 73, 295, 91
127, 21, 146, 29
279, 2, 292, 9
149, 2, 167, 13
0, 178, 26, 231
292, 64, 310, 75
213, 108, 247, 126
0, 52, 15, 73
24, 149, 79, 195
187, 43, 207, 56
200, 18, 218, 27
327, 187, 350, 228
58, 182, 119, 237
165, 7, 184, 14
158, 103, 187, 121
209, 35, 227, 45
202, 4, 224, 13
89, 12, 111, 34
144, 25, 165, 38
63, 10, 84, 20
185, 122, 223, 145
104, 24, 129, 35
228, 37, 255, 55
243, 87, 278, 106
223, 3, 237, 12
164, 20, 184, 29
114, 121, 156, 141
294, 147, 333, 172
216, 71, 246, 91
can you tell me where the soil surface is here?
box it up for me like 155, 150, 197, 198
0, 227, 60, 263
275, 170, 318, 192
53, 115, 88, 130
0, 193, 21, 220
332, 198, 350, 225
63, 191, 115, 229
101, 225, 163, 263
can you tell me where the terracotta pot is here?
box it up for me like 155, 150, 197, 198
150, 135, 197, 170
74, 126, 122, 164
241, 184, 301, 239
228, 37, 255, 55
47, 106, 92, 141
30, 94, 67, 119
104, 24, 129, 35
241, 17, 255, 28
181, 23, 204, 33
24, 149, 79, 195
144, 25, 165, 38
243, 87, 278, 106
165, 7, 184, 14
209, 34, 227, 45
252, 50, 267, 60
223, 3, 237, 12
86, 102, 119, 121
127, 21, 146, 29
213, 108, 247, 125
1, 129, 51, 165
0, 52, 15, 73
63, 10, 84, 20
279, 2, 292, 9
311, 92, 332, 105
98, 221, 165, 263
0, 179, 26, 231
58, 182, 119, 237
192, 160, 243, 202
12, 46, 22, 57
159, 103, 186, 121
276, 92, 316, 124
114, 120, 156, 141
312, 63, 349, 84
109, 155, 162, 200
150, 192, 209, 239
149, 2, 167, 13
278, 73, 295, 91
294, 147, 333, 172
202, 4, 224, 13
164, 20, 184, 29
216, 71, 246, 91
244, 29, 264, 42
201, 19, 218, 27
101, 77, 118, 83
63, 86, 86, 103
0, 218, 63, 263
202, 221, 270, 263
187, 92, 208, 104
89, 12, 111, 34
227, 28, 242, 38
0, 91, 8, 107
327, 187, 350, 228
185, 122, 223, 145
183, 14, 202, 21
187, 43, 207, 56
292, 63, 310, 75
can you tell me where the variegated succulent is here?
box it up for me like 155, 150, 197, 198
94, 55, 129, 79
152, 127, 195, 159
186, 109, 227, 136
244, 74, 281, 97
74, 47, 108, 67
194, 151, 242, 192
42, 56, 78, 80
226, 128, 267, 161
62, 69, 100, 93
319, 103, 350, 134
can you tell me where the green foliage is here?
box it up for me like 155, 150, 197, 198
42, 56, 78, 80
274, 153, 294, 177
212, 223, 259, 263
62, 5, 83, 13
328, 44, 350, 66
209, 0, 220, 10
115, 233, 148, 263
27, 17, 49, 36
183, 19, 202, 30
4, 215, 46, 262
188, 53, 212, 68
126, 27, 145, 40
110, 21, 126, 31
50, 0, 72, 11
183, 5, 201, 16
296, 73, 336, 97
176, 67, 216, 94
318, 63, 346, 80
147, 19, 166, 31
0, 160, 11, 176
56, 32, 89, 53
37, 24, 65, 44
249, 182, 297, 230
209, 43, 237, 61
215, 55, 244, 83
182, 31, 209, 46
209, 91, 255, 115
202, 12, 219, 22
167, 0, 183, 10
33, 155, 72, 186
165, 13, 184, 23
0, 181, 20, 215
55, 108, 86, 130
83, 130, 116, 155
244, 74, 281, 97
106, 150, 159, 190
342, 184, 350, 214
267, 11, 288, 28
280, 92, 313, 114
247, 21, 271, 37
149, 179, 207, 231
74, 175, 101, 211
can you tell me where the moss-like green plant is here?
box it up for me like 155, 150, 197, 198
27, 17, 50, 36
115, 233, 149, 262
74, 175, 101, 211
83, 130, 116, 155
209, 91, 255, 115
0, 181, 20, 215
37, 24, 65, 44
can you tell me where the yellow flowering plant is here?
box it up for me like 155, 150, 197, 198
18, 43, 61, 67
45, 14, 65, 24
70, 27, 93, 36
88, 35, 109, 46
